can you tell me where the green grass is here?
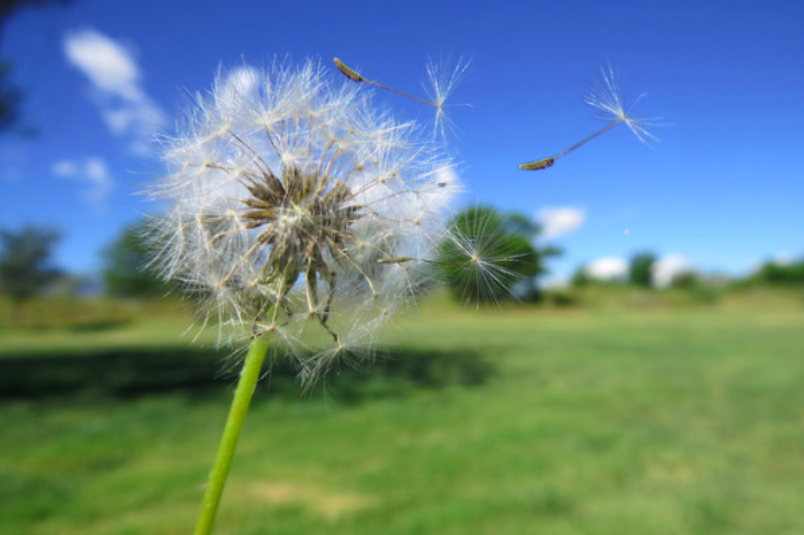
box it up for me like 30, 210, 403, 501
2, 297, 804, 534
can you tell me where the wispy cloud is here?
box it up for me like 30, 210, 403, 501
63, 29, 166, 155
52, 157, 113, 208
537, 207, 585, 240
652, 254, 694, 287
586, 257, 628, 281
0, 144, 29, 182
772, 252, 793, 266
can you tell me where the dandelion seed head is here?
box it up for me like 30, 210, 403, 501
147, 59, 465, 382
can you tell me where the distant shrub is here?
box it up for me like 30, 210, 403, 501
0, 225, 61, 317
669, 271, 721, 304
629, 252, 657, 288
547, 290, 580, 308
752, 260, 804, 286
102, 221, 173, 298
438, 206, 561, 303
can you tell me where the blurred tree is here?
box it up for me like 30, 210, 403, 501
438, 206, 561, 303
0, 61, 21, 132
752, 259, 804, 286
102, 221, 171, 298
502, 212, 562, 300
0, 225, 61, 317
670, 271, 701, 290
570, 264, 591, 288
48, 272, 98, 298
0, 0, 72, 21
629, 251, 657, 288
501, 212, 540, 237
0, 0, 74, 134
670, 270, 721, 304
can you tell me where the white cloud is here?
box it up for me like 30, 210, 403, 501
219, 66, 261, 102
772, 252, 793, 266
52, 160, 78, 177
586, 257, 628, 281
52, 157, 113, 208
64, 29, 166, 155
538, 207, 585, 240
652, 254, 694, 287
540, 275, 569, 289
424, 164, 462, 207
64, 30, 141, 99
435, 165, 459, 188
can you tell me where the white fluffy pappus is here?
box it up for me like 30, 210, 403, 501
584, 63, 661, 145
146, 59, 463, 383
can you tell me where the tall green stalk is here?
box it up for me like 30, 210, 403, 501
194, 336, 270, 535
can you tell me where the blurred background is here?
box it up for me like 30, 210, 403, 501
1, 1, 803, 534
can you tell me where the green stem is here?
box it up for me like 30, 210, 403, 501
193, 336, 270, 535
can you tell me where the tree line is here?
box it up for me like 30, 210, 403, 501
2, 212, 803, 313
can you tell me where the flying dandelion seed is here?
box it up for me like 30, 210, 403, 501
334, 57, 437, 107
437, 206, 536, 307
334, 56, 469, 140
519, 63, 660, 171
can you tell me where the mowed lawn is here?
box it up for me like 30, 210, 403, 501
2, 300, 804, 535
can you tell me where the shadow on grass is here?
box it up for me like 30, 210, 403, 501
0, 346, 492, 402
0, 318, 132, 333
64, 319, 133, 332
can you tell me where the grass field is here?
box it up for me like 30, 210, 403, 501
2, 295, 804, 534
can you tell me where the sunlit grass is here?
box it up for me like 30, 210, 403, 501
2, 294, 804, 534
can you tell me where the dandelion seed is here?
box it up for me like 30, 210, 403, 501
333, 57, 436, 107
437, 206, 528, 307
334, 56, 469, 140
520, 62, 660, 171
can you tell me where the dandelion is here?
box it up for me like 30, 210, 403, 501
520, 63, 660, 170
150, 59, 462, 366
146, 58, 498, 535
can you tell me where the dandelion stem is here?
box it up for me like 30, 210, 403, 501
193, 336, 270, 535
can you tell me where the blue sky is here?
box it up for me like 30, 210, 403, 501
1, 0, 802, 283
